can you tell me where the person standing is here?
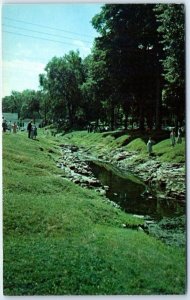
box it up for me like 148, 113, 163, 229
8, 121, 12, 132
2, 118, 7, 132
27, 121, 32, 138
33, 125, 37, 139
30, 125, 34, 139
170, 129, 176, 147
12, 122, 17, 133
147, 137, 153, 156
177, 127, 182, 144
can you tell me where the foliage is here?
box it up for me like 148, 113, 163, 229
91, 4, 163, 130
2, 90, 41, 120
80, 54, 104, 124
2, 4, 185, 132
154, 4, 185, 126
39, 51, 85, 129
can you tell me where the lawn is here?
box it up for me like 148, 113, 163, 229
3, 130, 186, 295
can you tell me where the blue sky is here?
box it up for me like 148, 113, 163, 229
2, 3, 103, 97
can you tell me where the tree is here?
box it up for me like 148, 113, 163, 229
2, 90, 41, 120
92, 4, 163, 130
2, 91, 23, 118
39, 51, 84, 128
154, 4, 185, 127
81, 53, 107, 126
20, 90, 41, 121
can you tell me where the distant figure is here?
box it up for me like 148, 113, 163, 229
2, 118, 7, 132
30, 126, 34, 139
33, 125, 37, 139
177, 127, 182, 144
12, 122, 17, 133
147, 137, 153, 156
87, 124, 90, 133
170, 129, 176, 147
27, 121, 32, 138
8, 121, 12, 132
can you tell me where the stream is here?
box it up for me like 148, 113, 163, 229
88, 160, 185, 221
58, 144, 186, 247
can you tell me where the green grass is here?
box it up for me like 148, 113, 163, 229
62, 131, 130, 154
62, 130, 185, 163
125, 137, 147, 153
3, 130, 186, 295
154, 139, 185, 163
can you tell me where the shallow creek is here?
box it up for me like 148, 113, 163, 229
88, 160, 185, 221
59, 145, 186, 246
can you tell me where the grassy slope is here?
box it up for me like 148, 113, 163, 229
63, 130, 185, 163
3, 130, 186, 295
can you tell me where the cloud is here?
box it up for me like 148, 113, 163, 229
2, 59, 46, 97
73, 40, 91, 57
16, 42, 33, 57
3, 59, 45, 73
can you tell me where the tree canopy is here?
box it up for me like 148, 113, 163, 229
2, 4, 185, 131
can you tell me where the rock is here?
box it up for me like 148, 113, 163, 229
158, 180, 166, 188
114, 153, 127, 161
104, 185, 109, 190
99, 189, 106, 196
145, 220, 155, 225
142, 189, 151, 196
88, 179, 100, 187
73, 179, 81, 184
71, 146, 79, 152
70, 165, 76, 170
138, 226, 144, 232
133, 214, 144, 219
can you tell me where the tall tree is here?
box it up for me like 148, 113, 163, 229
155, 4, 185, 127
2, 90, 41, 120
2, 91, 23, 118
92, 4, 163, 130
39, 51, 84, 128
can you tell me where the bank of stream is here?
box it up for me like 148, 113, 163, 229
57, 144, 186, 247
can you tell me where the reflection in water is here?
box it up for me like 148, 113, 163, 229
89, 161, 185, 220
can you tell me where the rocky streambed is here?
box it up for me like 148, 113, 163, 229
100, 148, 186, 203
56, 144, 186, 247
57, 145, 107, 193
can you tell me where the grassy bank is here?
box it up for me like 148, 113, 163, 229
3, 130, 186, 295
61, 129, 185, 163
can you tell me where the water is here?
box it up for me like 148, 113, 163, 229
89, 161, 185, 220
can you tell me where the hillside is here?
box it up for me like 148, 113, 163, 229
3, 130, 186, 295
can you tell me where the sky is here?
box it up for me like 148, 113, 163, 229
2, 3, 103, 97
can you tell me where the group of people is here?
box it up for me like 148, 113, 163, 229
147, 127, 183, 156
2, 118, 18, 133
27, 121, 38, 139
2, 117, 38, 140
170, 127, 182, 147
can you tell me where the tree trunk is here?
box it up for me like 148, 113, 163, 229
110, 102, 115, 130
139, 100, 145, 131
68, 103, 73, 128
124, 111, 128, 130
155, 65, 162, 130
